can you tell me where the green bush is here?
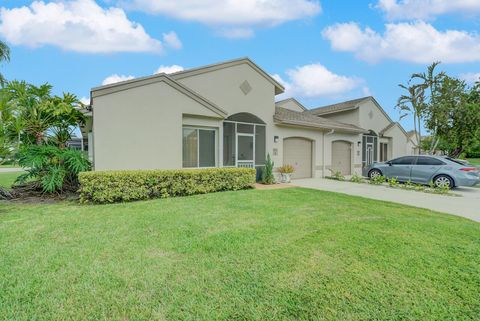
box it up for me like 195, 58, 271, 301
16, 145, 91, 193
369, 175, 386, 185
387, 177, 399, 187
349, 173, 363, 183
78, 168, 256, 204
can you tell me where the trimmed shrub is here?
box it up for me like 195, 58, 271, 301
78, 168, 256, 204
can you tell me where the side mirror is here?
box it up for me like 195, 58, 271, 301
387, 161, 392, 166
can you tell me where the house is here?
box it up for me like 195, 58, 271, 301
81, 57, 415, 178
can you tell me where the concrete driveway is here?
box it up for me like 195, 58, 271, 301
294, 178, 480, 222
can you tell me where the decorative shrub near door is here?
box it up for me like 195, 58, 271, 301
78, 168, 256, 203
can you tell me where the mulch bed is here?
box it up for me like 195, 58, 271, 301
0, 183, 79, 204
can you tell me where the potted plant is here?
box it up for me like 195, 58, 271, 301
278, 164, 295, 183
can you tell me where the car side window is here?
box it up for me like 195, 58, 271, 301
390, 156, 416, 165
416, 156, 445, 166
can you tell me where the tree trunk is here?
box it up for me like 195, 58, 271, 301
35, 132, 42, 145
450, 147, 463, 158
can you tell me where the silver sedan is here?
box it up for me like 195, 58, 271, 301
366, 155, 480, 188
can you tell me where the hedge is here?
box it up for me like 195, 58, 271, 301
78, 168, 256, 204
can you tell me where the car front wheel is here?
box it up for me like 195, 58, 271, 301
433, 175, 454, 188
368, 169, 383, 179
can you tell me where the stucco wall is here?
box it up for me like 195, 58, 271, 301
357, 100, 391, 134
92, 81, 221, 171
387, 125, 409, 159
320, 109, 359, 125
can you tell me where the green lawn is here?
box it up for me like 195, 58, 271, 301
0, 171, 23, 189
467, 158, 480, 166
1, 188, 479, 320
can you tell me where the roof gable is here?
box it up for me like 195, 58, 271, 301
91, 74, 227, 118
275, 98, 307, 111
379, 122, 409, 138
170, 57, 285, 95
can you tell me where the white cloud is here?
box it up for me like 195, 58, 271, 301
80, 96, 90, 105
102, 74, 135, 85
0, 0, 164, 53
375, 0, 480, 20
273, 63, 363, 99
460, 72, 480, 84
125, 0, 321, 37
322, 21, 480, 64
162, 31, 182, 49
154, 65, 184, 74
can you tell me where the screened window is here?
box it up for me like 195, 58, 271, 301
390, 156, 416, 165
416, 156, 445, 166
183, 128, 216, 168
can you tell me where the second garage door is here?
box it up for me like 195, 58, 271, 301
331, 141, 351, 175
283, 138, 312, 179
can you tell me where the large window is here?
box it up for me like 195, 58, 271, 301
182, 127, 216, 168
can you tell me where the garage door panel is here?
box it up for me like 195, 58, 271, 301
284, 138, 312, 179
332, 141, 351, 175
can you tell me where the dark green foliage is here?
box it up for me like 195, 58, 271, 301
16, 145, 91, 193
261, 153, 275, 184
78, 168, 256, 203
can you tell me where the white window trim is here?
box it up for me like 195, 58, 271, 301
182, 126, 218, 169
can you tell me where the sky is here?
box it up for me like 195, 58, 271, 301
1, 0, 480, 131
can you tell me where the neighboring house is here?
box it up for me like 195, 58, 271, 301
308, 97, 415, 172
82, 58, 414, 178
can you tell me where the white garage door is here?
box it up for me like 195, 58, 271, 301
283, 138, 312, 179
332, 141, 351, 175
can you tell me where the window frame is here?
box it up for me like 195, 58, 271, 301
182, 126, 218, 169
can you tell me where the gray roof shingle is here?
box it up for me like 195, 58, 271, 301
274, 107, 367, 133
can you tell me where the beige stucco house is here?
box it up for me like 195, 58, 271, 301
81, 58, 415, 179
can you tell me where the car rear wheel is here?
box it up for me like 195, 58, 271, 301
368, 169, 382, 179
433, 175, 454, 188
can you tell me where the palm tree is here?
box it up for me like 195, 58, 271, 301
0, 41, 10, 85
411, 62, 445, 153
397, 83, 426, 152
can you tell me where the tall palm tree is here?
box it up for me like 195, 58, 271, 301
411, 62, 445, 153
0, 40, 10, 86
397, 83, 426, 152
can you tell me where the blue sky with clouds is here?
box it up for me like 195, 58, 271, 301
1, 0, 480, 131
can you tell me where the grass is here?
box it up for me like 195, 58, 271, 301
1, 188, 479, 320
0, 171, 24, 189
467, 158, 480, 166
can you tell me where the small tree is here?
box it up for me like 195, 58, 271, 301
261, 153, 275, 184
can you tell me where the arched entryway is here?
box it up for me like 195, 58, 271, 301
332, 140, 352, 175
283, 137, 313, 179
223, 112, 266, 168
